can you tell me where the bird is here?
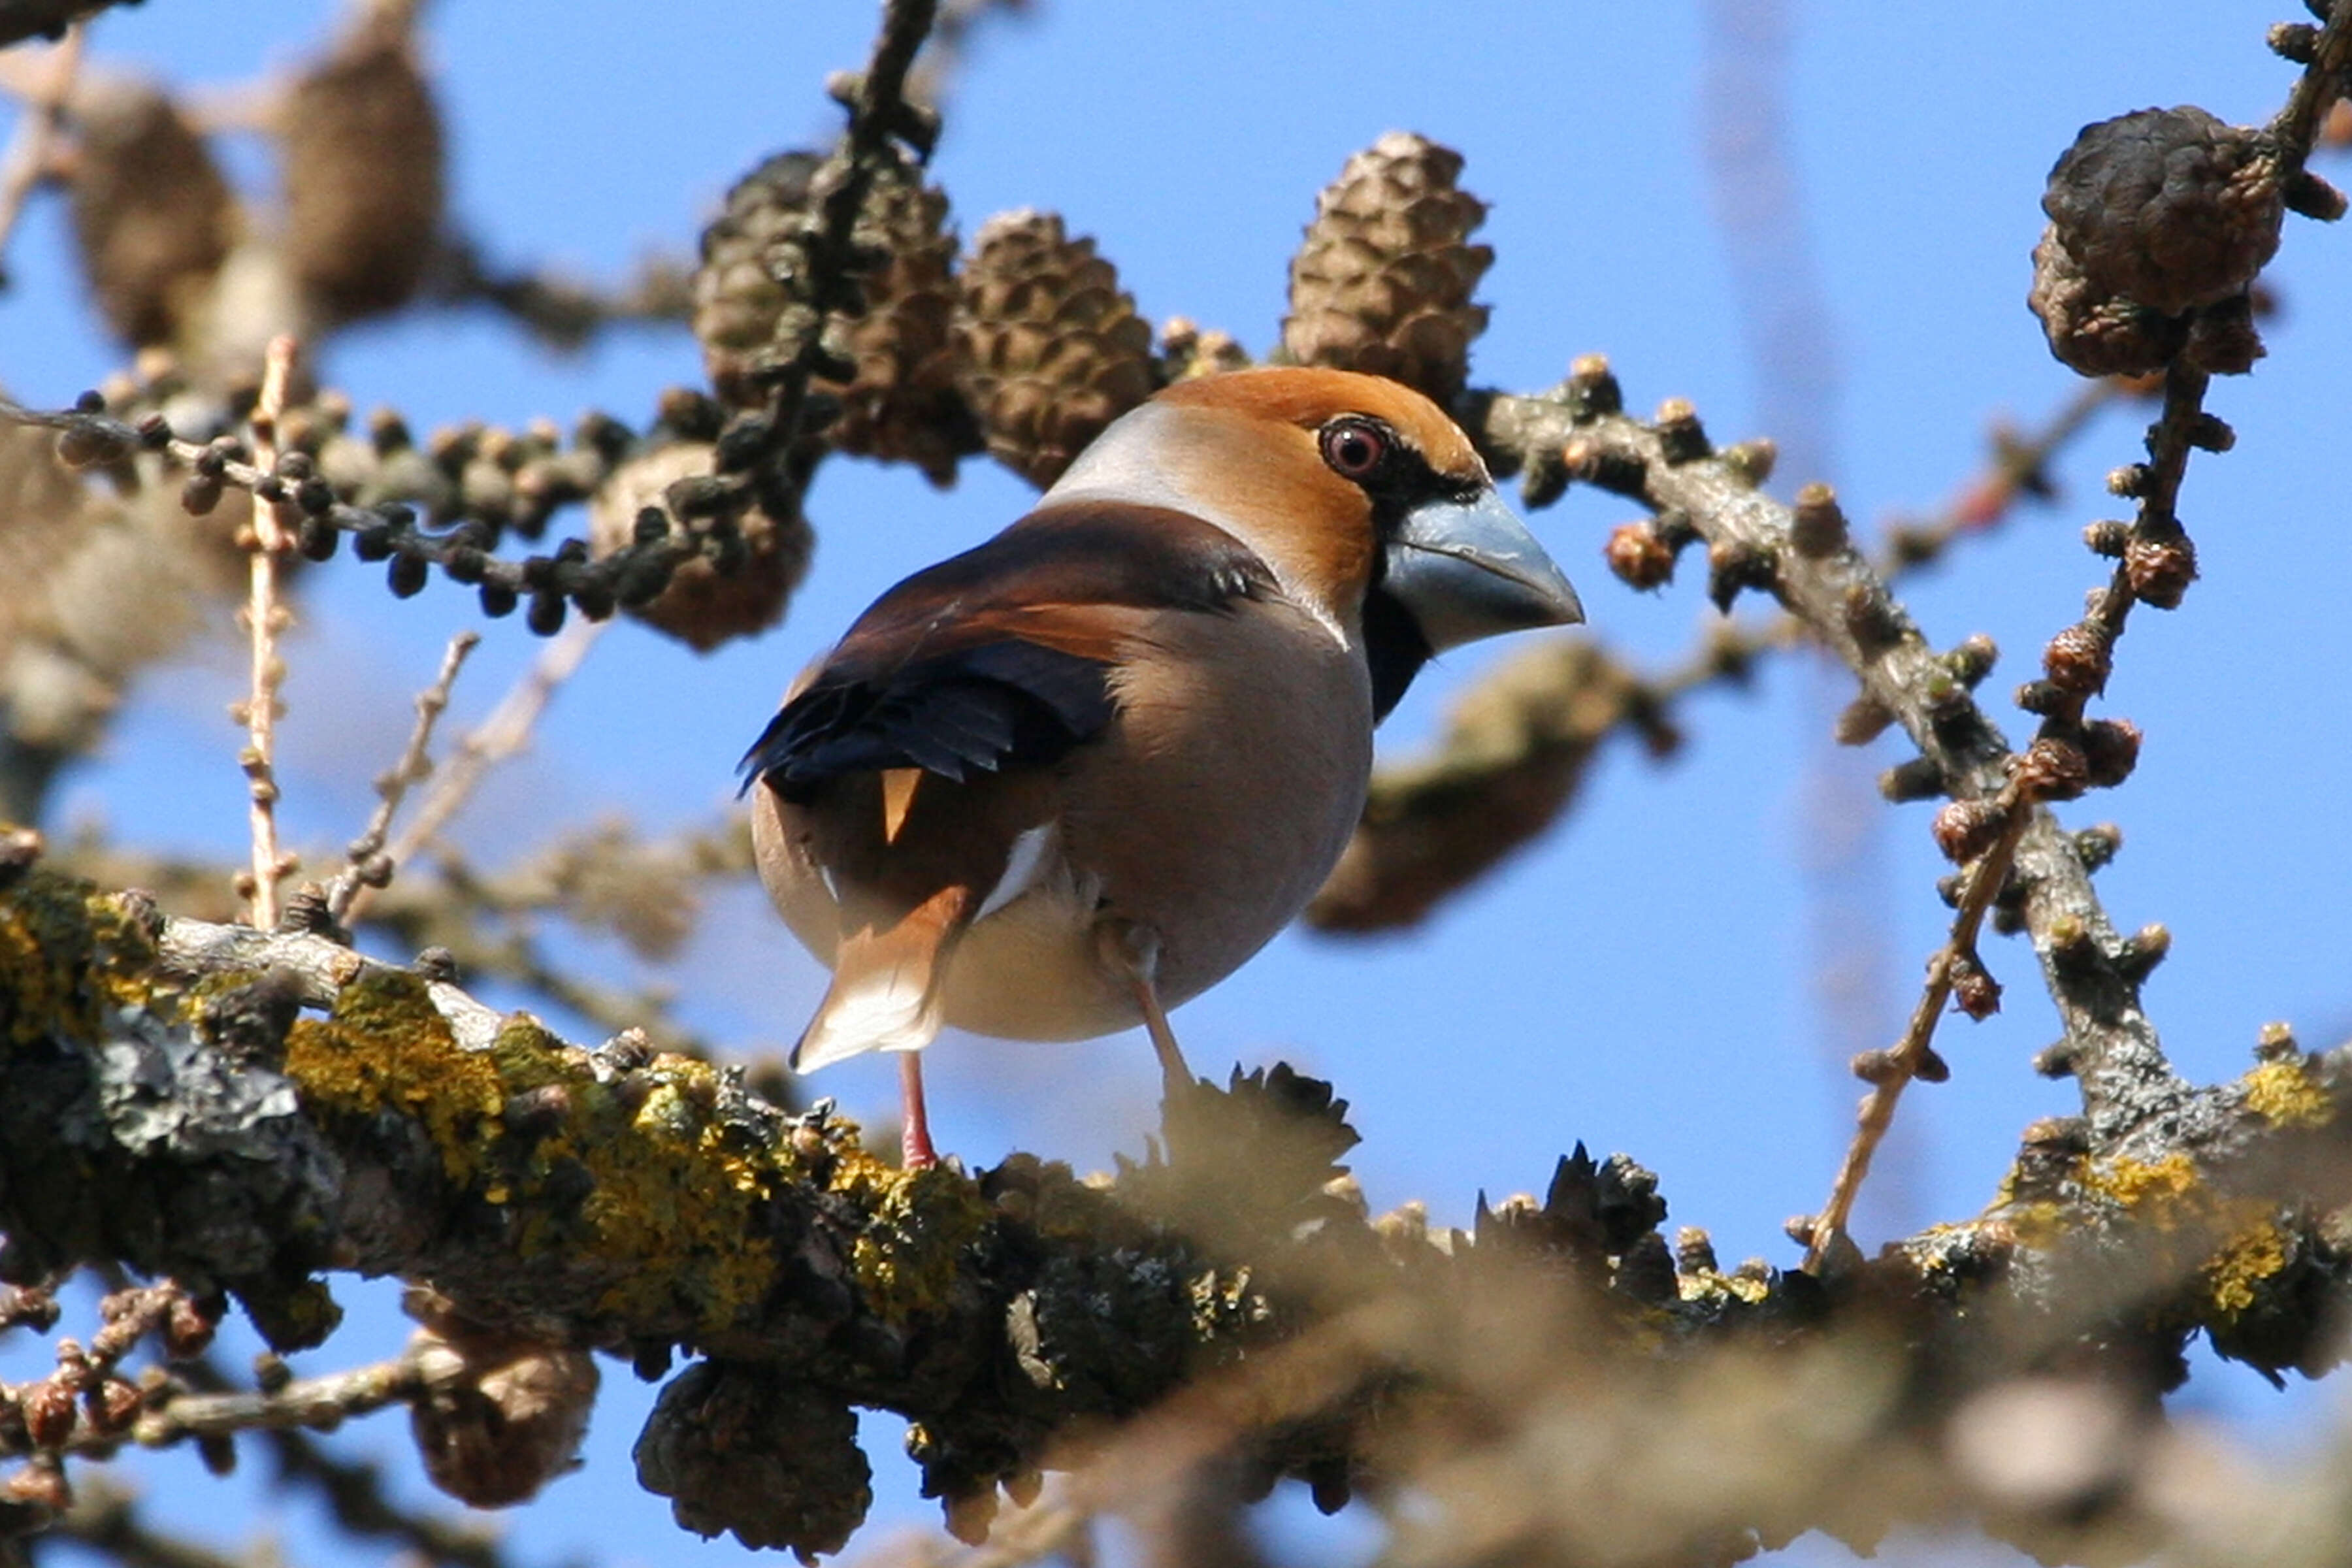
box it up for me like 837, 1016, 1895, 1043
739, 367, 1583, 1168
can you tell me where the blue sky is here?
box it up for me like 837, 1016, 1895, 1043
5, 4, 2351, 1565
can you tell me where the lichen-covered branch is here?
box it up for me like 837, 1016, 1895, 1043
5, 842, 2352, 1562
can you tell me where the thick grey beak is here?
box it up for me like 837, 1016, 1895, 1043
1382, 489, 1585, 652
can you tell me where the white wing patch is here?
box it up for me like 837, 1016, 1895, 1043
975, 823, 1056, 923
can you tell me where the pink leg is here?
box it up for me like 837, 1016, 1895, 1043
1096, 919, 1192, 1095
898, 1051, 939, 1170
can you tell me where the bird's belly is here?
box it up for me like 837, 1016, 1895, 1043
936, 882, 1137, 1041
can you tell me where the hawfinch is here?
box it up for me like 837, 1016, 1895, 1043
742, 367, 1582, 1166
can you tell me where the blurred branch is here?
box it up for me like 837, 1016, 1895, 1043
55, 1478, 246, 1568
429, 237, 694, 354
342, 615, 603, 923
1309, 628, 1754, 932
904, 0, 1034, 108
261, 1426, 510, 1568
0, 23, 81, 282
1872, 377, 2129, 576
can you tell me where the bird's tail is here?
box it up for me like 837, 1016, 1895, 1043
792, 884, 972, 1073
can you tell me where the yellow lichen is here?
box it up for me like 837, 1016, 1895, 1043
284, 970, 504, 1183
834, 1155, 990, 1326
1677, 1269, 1769, 1305
2089, 1153, 2199, 1223
0, 871, 165, 1049
568, 1054, 791, 1331
2242, 1059, 2333, 1130
2203, 1216, 2289, 1319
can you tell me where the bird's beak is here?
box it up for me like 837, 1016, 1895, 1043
1382, 489, 1584, 652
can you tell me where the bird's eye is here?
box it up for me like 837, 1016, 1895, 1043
1319, 418, 1389, 481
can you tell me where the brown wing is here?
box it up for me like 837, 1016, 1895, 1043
738, 500, 1277, 800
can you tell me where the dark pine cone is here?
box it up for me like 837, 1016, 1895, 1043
693, 152, 975, 485
2029, 106, 2281, 378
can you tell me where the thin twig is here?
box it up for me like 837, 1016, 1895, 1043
0, 22, 83, 275
340, 616, 604, 923
4, 1352, 423, 1460
323, 629, 480, 925
235, 336, 300, 929
1803, 788, 2031, 1270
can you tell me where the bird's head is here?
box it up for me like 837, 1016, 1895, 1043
1042, 367, 1583, 718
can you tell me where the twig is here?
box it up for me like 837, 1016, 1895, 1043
1314, 374, 2121, 936
904, 0, 1034, 108
323, 629, 480, 925
234, 337, 301, 929
340, 616, 604, 924
3, 1352, 422, 1462
1478, 367, 2195, 1176
0, 22, 82, 278
0, 389, 700, 638
1803, 787, 2031, 1270
131, 1356, 420, 1449
429, 236, 694, 353
263, 1427, 509, 1568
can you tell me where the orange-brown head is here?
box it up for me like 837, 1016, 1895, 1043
1041, 366, 1582, 716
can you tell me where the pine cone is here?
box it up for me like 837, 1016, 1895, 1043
2029, 106, 2281, 378
280, 9, 446, 324
693, 152, 975, 485
634, 1362, 871, 1557
1282, 131, 1492, 406
588, 441, 808, 653
66, 78, 236, 349
954, 209, 1156, 488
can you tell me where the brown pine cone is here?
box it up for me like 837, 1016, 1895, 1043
407, 1316, 598, 1509
953, 209, 1157, 488
2029, 106, 2281, 378
588, 442, 808, 653
823, 169, 970, 485
634, 1362, 872, 1557
66, 78, 236, 349
2042, 106, 2280, 316
1282, 131, 1493, 407
693, 152, 974, 485
280, 8, 446, 324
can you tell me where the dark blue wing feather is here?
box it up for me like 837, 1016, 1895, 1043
738, 640, 1118, 799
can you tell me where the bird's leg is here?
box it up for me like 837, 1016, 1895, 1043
898, 1051, 939, 1170
1097, 919, 1194, 1096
